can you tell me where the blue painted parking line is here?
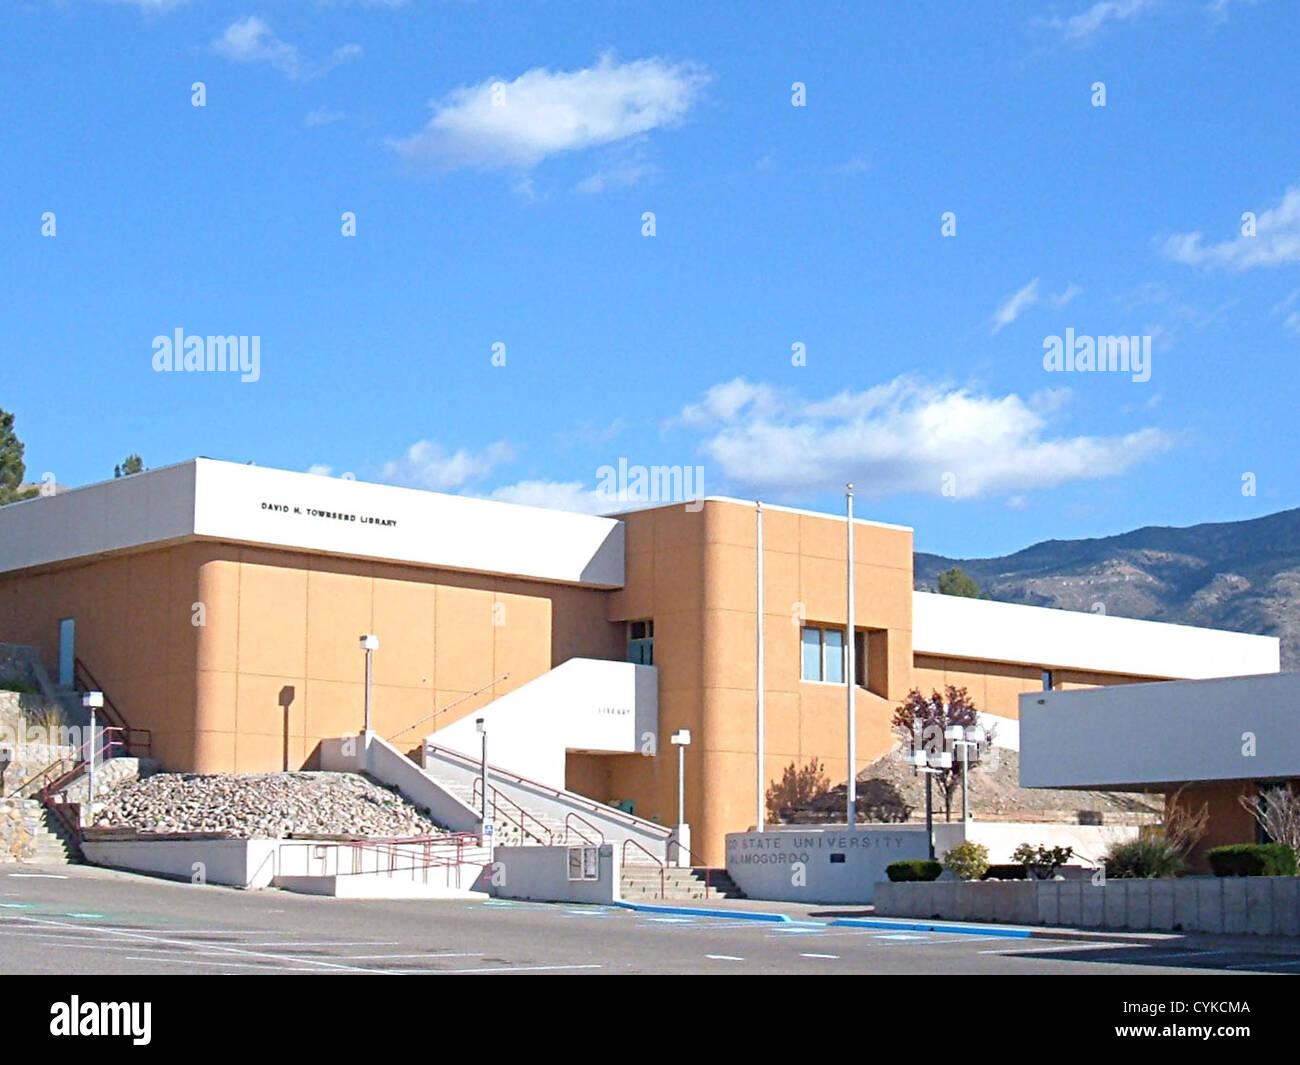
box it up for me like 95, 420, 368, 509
828, 917, 1032, 939
614, 902, 793, 923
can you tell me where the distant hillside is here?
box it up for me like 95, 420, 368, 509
915, 507, 1300, 669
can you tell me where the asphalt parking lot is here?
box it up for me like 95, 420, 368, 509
3, 865, 1298, 976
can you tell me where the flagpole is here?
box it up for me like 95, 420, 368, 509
756, 501, 765, 831
846, 483, 856, 827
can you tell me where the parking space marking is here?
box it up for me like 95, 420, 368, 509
1226, 957, 1300, 970
705, 954, 744, 961
800, 953, 839, 959
979, 942, 1129, 955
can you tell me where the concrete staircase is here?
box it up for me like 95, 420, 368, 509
9, 799, 80, 865
621, 864, 745, 901
435, 777, 573, 847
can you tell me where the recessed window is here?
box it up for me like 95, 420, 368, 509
1042, 670, 1054, 691
801, 625, 848, 683
628, 620, 654, 666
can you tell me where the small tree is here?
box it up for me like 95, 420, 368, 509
943, 840, 990, 881
1013, 843, 1073, 879
0, 408, 39, 506
766, 758, 830, 823
937, 566, 980, 598
891, 686, 990, 821
114, 454, 145, 478
1239, 784, 1300, 856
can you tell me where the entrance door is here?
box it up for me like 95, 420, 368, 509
58, 618, 75, 687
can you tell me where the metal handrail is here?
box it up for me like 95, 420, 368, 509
72, 658, 152, 757
472, 778, 554, 846
621, 837, 666, 899
16, 727, 128, 801
667, 835, 713, 899
277, 835, 487, 888
426, 739, 671, 839
387, 674, 510, 743
564, 811, 604, 847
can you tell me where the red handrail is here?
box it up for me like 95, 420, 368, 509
621, 837, 666, 899
472, 778, 555, 846
73, 658, 151, 757
564, 811, 604, 846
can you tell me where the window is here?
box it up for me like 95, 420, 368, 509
1041, 670, 1054, 691
801, 625, 850, 683
628, 620, 654, 666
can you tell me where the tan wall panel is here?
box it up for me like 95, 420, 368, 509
491, 592, 551, 697
236, 554, 307, 678
195, 558, 240, 673
371, 573, 436, 690
434, 585, 496, 693
306, 565, 375, 683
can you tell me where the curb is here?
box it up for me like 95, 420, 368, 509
613, 901, 793, 923
828, 917, 1032, 939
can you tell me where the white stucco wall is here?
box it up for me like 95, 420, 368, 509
0, 458, 625, 588
1020, 670, 1300, 789
429, 658, 658, 788
914, 591, 1279, 680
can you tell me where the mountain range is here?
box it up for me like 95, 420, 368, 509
915, 507, 1300, 669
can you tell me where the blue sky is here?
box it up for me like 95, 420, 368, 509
3, 0, 1298, 557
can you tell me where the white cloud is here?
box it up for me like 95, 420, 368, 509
1273, 290, 1300, 336
378, 440, 515, 492
1206, 0, 1260, 23
305, 107, 346, 128
1161, 184, 1300, 270
306, 464, 334, 477
1037, 0, 1158, 42
105, 0, 189, 11
990, 278, 1040, 334
1048, 283, 1083, 308
672, 376, 1172, 500
576, 159, 656, 194
487, 480, 615, 515
990, 279, 1083, 332
212, 17, 360, 81
389, 54, 709, 171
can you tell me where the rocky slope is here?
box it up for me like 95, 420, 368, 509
90, 771, 449, 838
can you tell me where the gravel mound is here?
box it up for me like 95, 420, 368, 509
90, 771, 449, 839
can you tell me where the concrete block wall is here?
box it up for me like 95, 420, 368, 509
875, 876, 1300, 936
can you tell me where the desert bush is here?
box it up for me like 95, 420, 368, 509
1206, 843, 1297, 877
886, 859, 942, 882
1104, 835, 1186, 878
942, 840, 990, 881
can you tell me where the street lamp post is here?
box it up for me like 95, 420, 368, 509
946, 724, 987, 826
82, 690, 103, 829
907, 736, 952, 860
671, 729, 691, 867
358, 634, 379, 735
475, 717, 491, 848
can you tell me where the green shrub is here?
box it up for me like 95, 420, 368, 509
0, 680, 37, 695
886, 859, 942, 882
980, 863, 1028, 880
1012, 843, 1074, 879
942, 841, 990, 881
1206, 843, 1297, 877
1104, 836, 1186, 878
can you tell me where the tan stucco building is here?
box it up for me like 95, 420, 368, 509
0, 460, 1280, 864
